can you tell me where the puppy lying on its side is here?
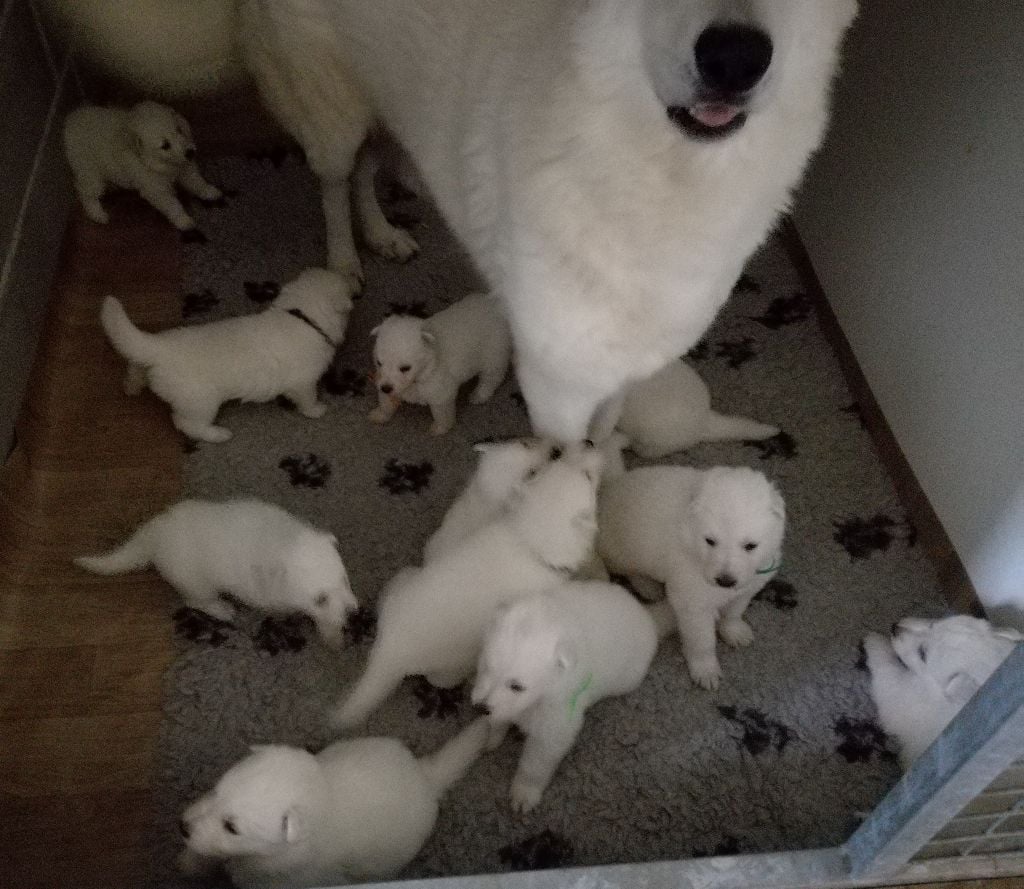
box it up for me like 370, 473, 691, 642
179, 718, 489, 889
370, 293, 512, 435
330, 444, 603, 730
865, 615, 1023, 769
422, 437, 558, 563
101, 268, 354, 442
598, 465, 785, 690
63, 100, 220, 230
473, 580, 661, 813
617, 360, 778, 459
75, 498, 357, 648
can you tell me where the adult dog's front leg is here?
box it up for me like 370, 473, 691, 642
516, 358, 610, 443
320, 178, 363, 288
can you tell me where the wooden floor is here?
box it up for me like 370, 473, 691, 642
0, 182, 1016, 888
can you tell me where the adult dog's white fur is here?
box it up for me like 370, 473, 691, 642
864, 616, 1023, 770
472, 580, 660, 813
63, 100, 221, 230
423, 437, 558, 564
45, 0, 857, 440
369, 293, 512, 435
179, 718, 489, 888
617, 359, 778, 459
100, 267, 353, 442
75, 498, 357, 648
598, 465, 785, 689
330, 445, 603, 730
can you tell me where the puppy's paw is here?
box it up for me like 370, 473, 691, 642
367, 225, 419, 262
368, 406, 393, 424
429, 420, 454, 436
510, 777, 544, 814
84, 203, 110, 225
200, 426, 233, 444
719, 619, 754, 648
300, 402, 328, 419
687, 655, 723, 691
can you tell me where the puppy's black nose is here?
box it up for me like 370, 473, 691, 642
715, 574, 737, 589
184, 147, 196, 160
695, 24, 773, 95
473, 702, 491, 716
380, 383, 393, 394
179, 818, 191, 839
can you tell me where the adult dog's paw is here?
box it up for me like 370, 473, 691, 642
367, 225, 419, 262
688, 655, 723, 691
510, 777, 544, 814
719, 619, 754, 648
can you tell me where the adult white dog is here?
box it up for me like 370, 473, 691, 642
63, 100, 220, 231
472, 580, 660, 813
75, 498, 358, 648
100, 267, 353, 442
369, 293, 512, 435
45, 0, 857, 440
330, 444, 603, 730
598, 465, 785, 689
179, 718, 489, 888
864, 616, 1023, 770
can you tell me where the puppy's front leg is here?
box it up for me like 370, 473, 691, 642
667, 575, 722, 690
510, 714, 583, 814
138, 179, 195, 231
177, 162, 222, 202
718, 591, 757, 648
368, 392, 399, 424
428, 397, 457, 436
286, 382, 328, 419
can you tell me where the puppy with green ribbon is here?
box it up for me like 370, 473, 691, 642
472, 580, 661, 814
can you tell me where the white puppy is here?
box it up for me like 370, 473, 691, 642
63, 100, 220, 230
864, 616, 1023, 770
617, 360, 778, 459
598, 465, 785, 690
369, 293, 512, 435
179, 718, 489, 889
75, 498, 357, 648
472, 580, 661, 813
100, 268, 354, 442
330, 445, 603, 730
422, 437, 559, 564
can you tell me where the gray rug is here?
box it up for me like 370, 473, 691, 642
146, 150, 946, 886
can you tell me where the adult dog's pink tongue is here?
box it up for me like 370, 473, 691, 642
689, 102, 741, 128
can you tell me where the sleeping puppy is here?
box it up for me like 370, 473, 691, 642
330, 444, 603, 730
598, 465, 785, 690
179, 719, 489, 888
75, 498, 357, 648
369, 292, 512, 435
864, 615, 1023, 769
422, 437, 559, 563
100, 268, 354, 442
63, 100, 220, 230
472, 580, 662, 813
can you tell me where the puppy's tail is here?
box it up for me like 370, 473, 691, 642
418, 718, 490, 798
75, 522, 157, 576
699, 411, 779, 444
100, 297, 164, 368
38, 0, 244, 96
647, 600, 677, 641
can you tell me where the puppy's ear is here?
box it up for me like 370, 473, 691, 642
473, 442, 495, 454
322, 531, 339, 547
281, 806, 303, 844
370, 324, 382, 337
769, 484, 786, 524
943, 672, 980, 705
420, 329, 437, 347
554, 639, 576, 673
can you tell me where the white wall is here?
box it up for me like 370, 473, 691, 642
794, 0, 1024, 625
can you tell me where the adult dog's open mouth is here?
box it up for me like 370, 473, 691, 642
667, 101, 747, 140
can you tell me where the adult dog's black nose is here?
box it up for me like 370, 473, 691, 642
179, 818, 191, 839
184, 147, 196, 160
695, 24, 773, 95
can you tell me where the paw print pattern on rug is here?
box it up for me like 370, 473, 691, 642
498, 829, 575, 872
321, 367, 367, 398
411, 677, 465, 720
834, 717, 895, 764
180, 228, 208, 245
181, 288, 219, 320
753, 578, 798, 611
693, 834, 745, 858
243, 280, 281, 304
173, 607, 232, 647
385, 300, 430, 318
508, 391, 528, 413
253, 615, 309, 656
718, 706, 795, 756
279, 453, 332, 488
732, 273, 762, 295
744, 431, 798, 461
715, 336, 758, 369
751, 291, 813, 329
378, 458, 434, 494
833, 513, 917, 562
343, 605, 377, 645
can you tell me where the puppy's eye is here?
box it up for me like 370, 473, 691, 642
743, 542, 758, 552
315, 593, 329, 608
918, 645, 927, 662
160, 139, 171, 150
399, 364, 411, 373
223, 818, 238, 835
507, 681, 525, 693
705, 537, 717, 547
